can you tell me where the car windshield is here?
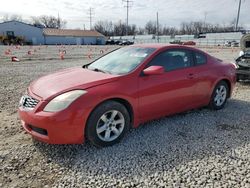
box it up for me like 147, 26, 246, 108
87, 47, 156, 75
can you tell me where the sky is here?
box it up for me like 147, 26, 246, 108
0, 0, 249, 29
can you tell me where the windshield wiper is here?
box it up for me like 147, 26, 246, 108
82, 64, 89, 68
89, 67, 111, 74
93, 68, 107, 73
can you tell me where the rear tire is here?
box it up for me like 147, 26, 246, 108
209, 81, 229, 110
86, 101, 130, 147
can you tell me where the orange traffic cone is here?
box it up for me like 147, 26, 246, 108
11, 56, 20, 62
88, 53, 92, 59
5, 49, 11, 55
60, 52, 65, 60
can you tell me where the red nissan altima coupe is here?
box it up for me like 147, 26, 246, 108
18, 44, 236, 147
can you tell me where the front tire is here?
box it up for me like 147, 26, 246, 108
209, 81, 229, 110
86, 101, 130, 147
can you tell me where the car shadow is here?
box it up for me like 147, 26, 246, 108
34, 98, 250, 178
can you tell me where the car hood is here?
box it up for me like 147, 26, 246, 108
30, 67, 119, 100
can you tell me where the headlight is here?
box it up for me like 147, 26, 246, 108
43, 90, 87, 112
232, 61, 239, 69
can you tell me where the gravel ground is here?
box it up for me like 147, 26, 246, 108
0, 45, 249, 188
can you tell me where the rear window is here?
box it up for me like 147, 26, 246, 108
194, 52, 206, 65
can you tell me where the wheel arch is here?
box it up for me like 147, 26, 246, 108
85, 97, 134, 131
220, 79, 232, 98
110, 98, 134, 125
213, 78, 232, 98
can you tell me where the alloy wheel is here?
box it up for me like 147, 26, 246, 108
96, 110, 125, 142
214, 85, 227, 106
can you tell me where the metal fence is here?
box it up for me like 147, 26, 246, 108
113, 34, 242, 47
133, 38, 241, 47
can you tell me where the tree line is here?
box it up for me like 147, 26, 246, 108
94, 20, 243, 36
2, 14, 67, 29
1, 14, 243, 36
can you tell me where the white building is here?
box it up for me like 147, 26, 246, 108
0, 21, 105, 45
43, 28, 105, 45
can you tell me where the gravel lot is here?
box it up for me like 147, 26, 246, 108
0, 45, 249, 187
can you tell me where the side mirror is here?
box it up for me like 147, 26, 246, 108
143, 66, 165, 76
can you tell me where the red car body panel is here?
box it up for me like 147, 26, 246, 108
30, 67, 119, 100
18, 45, 236, 144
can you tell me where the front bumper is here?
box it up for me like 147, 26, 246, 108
236, 69, 250, 76
235, 56, 250, 79
236, 67, 250, 81
18, 107, 86, 144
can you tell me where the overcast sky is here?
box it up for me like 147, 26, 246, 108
0, 0, 249, 29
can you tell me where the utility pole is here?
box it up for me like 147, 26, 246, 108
57, 12, 60, 29
235, 0, 242, 31
156, 12, 159, 43
203, 11, 207, 32
88, 8, 94, 30
123, 0, 133, 36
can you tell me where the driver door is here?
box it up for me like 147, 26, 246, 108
138, 49, 197, 121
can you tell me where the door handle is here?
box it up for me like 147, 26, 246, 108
187, 73, 194, 79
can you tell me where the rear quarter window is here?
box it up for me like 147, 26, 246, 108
195, 52, 207, 65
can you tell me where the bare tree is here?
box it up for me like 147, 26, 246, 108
94, 20, 138, 36
137, 27, 145, 35
31, 16, 42, 27
31, 15, 66, 28
145, 21, 157, 34
2, 14, 23, 22
94, 21, 114, 36
162, 26, 178, 35
128, 24, 137, 35
93, 19, 244, 37
114, 21, 127, 36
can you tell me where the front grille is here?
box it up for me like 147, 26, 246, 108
20, 95, 39, 110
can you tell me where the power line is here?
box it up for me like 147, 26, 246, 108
87, 7, 94, 30
122, 0, 133, 36
235, 0, 242, 31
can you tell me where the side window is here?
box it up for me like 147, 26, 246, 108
195, 52, 206, 65
148, 49, 193, 71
